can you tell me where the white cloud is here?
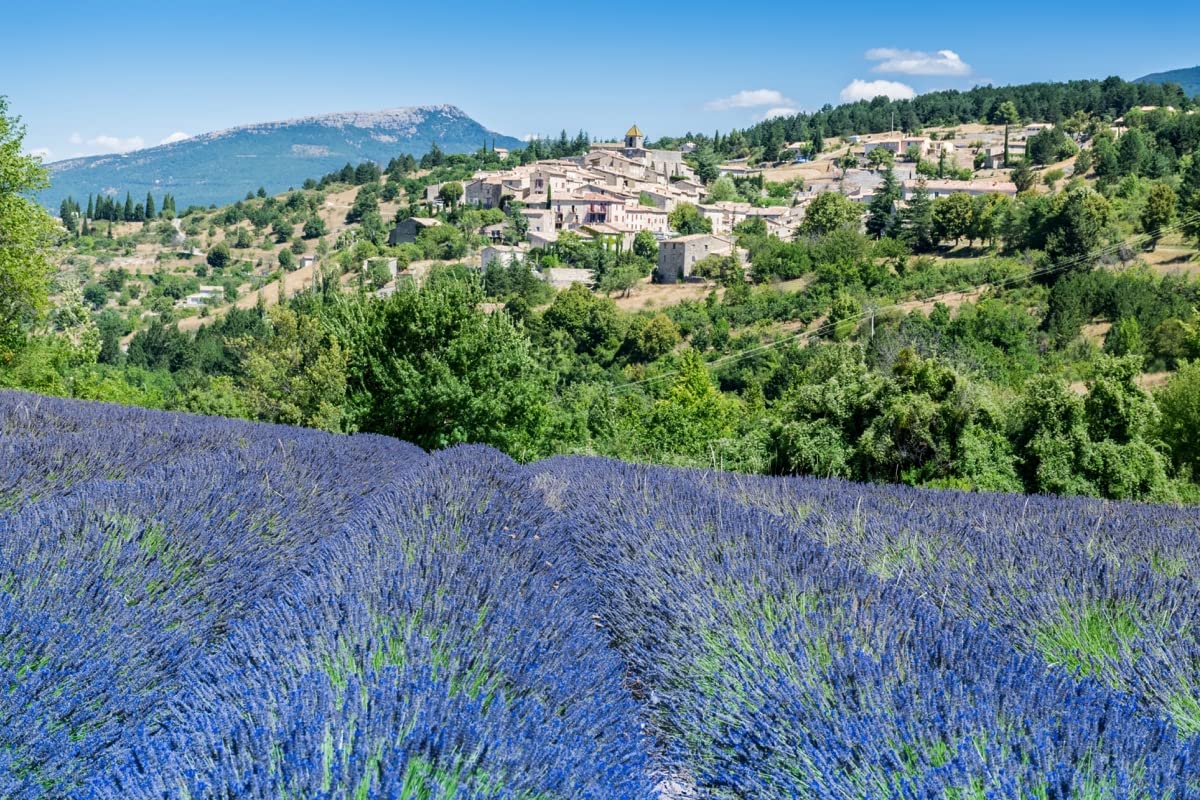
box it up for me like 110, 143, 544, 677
88, 134, 146, 153
706, 88, 793, 111
761, 106, 799, 120
29, 147, 52, 160
865, 48, 971, 76
839, 79, 917, 103
159, 131, 191, 145
68, 132, 82, 145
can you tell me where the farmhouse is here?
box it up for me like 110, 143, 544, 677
388, 216, 441, 245
656, 233, 735, 283
480, 244, 525, 271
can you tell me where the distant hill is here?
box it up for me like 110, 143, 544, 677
1134, 66, 1200, 97
40, 105, 523, 209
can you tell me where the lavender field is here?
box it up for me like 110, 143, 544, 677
3, 390, 1200, 799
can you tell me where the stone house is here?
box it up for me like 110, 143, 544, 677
656, 233, 735, 283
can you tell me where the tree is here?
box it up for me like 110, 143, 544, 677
1104, 316, 1142, 356
1044, 187, 1110, 269
689, 146, 720, 184
1140, 182, 1176, 249
1178, 156, 1200, 245
1027, 127, 1076, 165
799, 191, 862, 238
866, 146, 894, 171
1010, 159, 1036, 193
931, 192, 975, 246
993, 100, 1020, 167
899, 179, 935, 252
1156, 361, 1200, 478
811, 124, 824, 156
633, 228, 658, 261
438, 181, 464, 211
123, 192, 134, 221
145, 192, 156, 220
630, 313, 680, 361
668, 203, 713, 235
82, 282, 109, 309
278, 247, 296, 271
242, 305, 347, 432
207, 241, 231, 271
303, 216, 327, 239
1117, 128, 1149, 176
705, 175, 738, 202
761, 127, 783, 164
599, 259, 646, 297
346, 184, 379, 223
865, 167, 899, 239
340, 281, 551, 457
0, 97, 56, 356
835, 150, 858, 182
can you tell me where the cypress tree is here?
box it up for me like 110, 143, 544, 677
86, 194, 94, 220
123, 192, 134, 221
145, 192, 156, 220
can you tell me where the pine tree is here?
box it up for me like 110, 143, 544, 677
145, 192, 156, 220
900, 179, 935, 252
866, 167, 900, 239
86, 194, 94, 220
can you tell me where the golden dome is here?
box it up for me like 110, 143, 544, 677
625, 124, 643, 138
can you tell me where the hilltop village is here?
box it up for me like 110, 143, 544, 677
399, 120, 1048, 288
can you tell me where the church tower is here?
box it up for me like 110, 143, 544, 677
624, 124, 645, 151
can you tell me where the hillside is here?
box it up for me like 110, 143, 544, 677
39, 104, 523, 209
4, 390, 1200, 796
1135, 65, 1200, 97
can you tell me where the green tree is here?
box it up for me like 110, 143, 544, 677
278, 247, 296, 271
931, 192, 975, 245
1027, 126, 1076, 165
993, 100, 1020, 167
899, 179, 935, 252
337, 281, 551, 457
0, 97, 56, 357
1177, 156, 1200, 244
1156, 361, 1200, 478
145, 192, 156, 220
705, 175, 738, 202
1010, 159, 1036, 193
867, 146, 894, 171
1104, 316, 1143, 356
668, 203, 713, 235
241, 305, 347, 432
640, 350, 741, 465
207, 241, 231, 270
1117, 128, 1149, 176
303, 216, 327, 239
799, 191, 862, 238
1140, 182, 1176, 249
632, 228, 658, 260
438, 181, 464, 211
1045, 187, 1110, 270
865, 167, 899, 239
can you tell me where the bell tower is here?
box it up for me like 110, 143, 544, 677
624, 124, 645, 150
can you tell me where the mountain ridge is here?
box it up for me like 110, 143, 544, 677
41, 104, 523, 208
1133, 65, 1200, 97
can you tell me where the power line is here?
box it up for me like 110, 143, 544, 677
616, 208, 1200, 393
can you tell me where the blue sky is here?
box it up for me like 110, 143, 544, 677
5, 0, 1198, 162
